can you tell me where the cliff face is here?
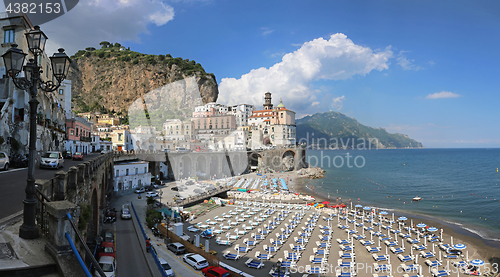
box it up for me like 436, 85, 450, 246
67, 50, 218, 114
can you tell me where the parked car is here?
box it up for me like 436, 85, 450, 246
0, 152, 10, 171
134, 187, 145, 194
39, 151, 64, 169
72, 152, 84, 161
171, 186, 179, 191
145, 191, 159, 198
100, 230, 114, 243
95, 256, 116, 277
174, 194, 186, 200
145, 185, 154, 191
202, 266, 231, 277
98, 241, 116, 259
167, 242, 186, 255
100, 150, 107, 154
183, 253, 209, 270
121, 204, 131, 220
63, 151, 72, 159
158, 257, 175, 277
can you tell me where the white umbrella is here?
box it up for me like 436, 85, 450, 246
378, 237, 381, 247
432, 243, 435, 253
402, 238, 405, 250
386, 245, 388, 255
415, 252, 418, 264
439, 250, 442, 262
451, 236, 453, 246
411, 245, 413, 256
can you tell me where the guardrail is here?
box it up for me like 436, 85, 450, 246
130, 202, 167, 277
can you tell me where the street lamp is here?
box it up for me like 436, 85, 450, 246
276, 260, 281, 277
2, 26, 70, 239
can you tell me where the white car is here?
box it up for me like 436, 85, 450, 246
145, 192, 159, 198
40, 151, 64, 169
95, 256, 116, 277
121, 204, 131, 220
0, 152, 9, 171
182, 253, 209, 270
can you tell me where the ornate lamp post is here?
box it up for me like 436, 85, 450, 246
2, 26, 70, 239
276, 260, 282, 277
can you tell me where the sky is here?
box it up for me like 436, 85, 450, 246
8, 0, 500, 148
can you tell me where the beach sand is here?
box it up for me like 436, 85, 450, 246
167, 171, 500, 277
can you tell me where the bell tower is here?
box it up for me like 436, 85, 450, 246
263, 92, 273, 110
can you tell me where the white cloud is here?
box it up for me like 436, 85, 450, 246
331, 95, 345, 110
311, 101, 320, 106
219, 33, 393, 112
261, 27, 274, 36
37, 0, 175, 55
397, 50, 423, 71
425, 91, 461, 99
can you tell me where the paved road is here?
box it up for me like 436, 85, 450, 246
0, 153, 101, 220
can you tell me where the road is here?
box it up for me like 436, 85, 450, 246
0, 153, 101, 220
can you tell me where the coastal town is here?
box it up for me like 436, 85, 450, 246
0, 6, 500, 277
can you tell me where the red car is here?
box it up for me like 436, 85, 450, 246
202, 266, 230, 277
98, 241, 115, 259
72, 152, 83, 161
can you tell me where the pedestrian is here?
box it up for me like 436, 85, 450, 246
146, 238, 151, 252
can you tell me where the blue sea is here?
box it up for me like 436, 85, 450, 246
296, 148, 500, 246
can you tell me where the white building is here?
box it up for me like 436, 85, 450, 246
113, 161, 151, 192
57, 80, 72, 119
228, 104, 254, 127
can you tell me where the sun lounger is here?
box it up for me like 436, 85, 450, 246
400, 263, 419, 272
431, 269, 450, 276
366, 246, 381, 253
339, 251, 356, 259
439, 243, 451, 251
372, 263, 391, 272
384, 240, 398, 247
444, 254, 459, 259
425, 260, 442, 267
390, 247, 405, 254
412, 244, 426, 250
428, 236, 440, 242
398, 254, 414, 262
216, 238, 232, 246
399, 233, 411, 238
339, 245, 354, 252
380, 237, 390, 241
420, 251, 435, 258
337, 239, 350, 245
337, 259, 355, 267
309, 255, 324, 264
452, 261, 467, 268
246, 258, 264, 269
407, 238, 419, 244
223, 251, 241, 260
372, 254, 389, 261
360, 240, 375, 246
269, 268, 289, 277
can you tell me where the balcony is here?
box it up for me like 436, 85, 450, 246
80, 136, 92, 142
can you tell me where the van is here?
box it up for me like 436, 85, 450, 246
175, 147, 189, 153
167, 242, 186, 255
95, 256, 116, 277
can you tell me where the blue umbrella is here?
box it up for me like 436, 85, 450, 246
454, 244, 466, 250
470, 259, 485, 266
428, 227, 438, 232
380, 211, 388, 215
355, 204, 363, 208
416, 223, 427, 228
363, 206, 372, 210
398, 216, 408, 221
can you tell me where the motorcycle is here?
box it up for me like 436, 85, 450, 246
103, 208, 117, 223
10, 154, 28, 168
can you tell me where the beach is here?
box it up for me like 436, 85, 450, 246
169, 169, 500, 277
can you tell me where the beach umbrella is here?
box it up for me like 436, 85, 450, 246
415, 252, 418, 264
392, 213, 394, 222
432, 243, 435, 253
380, 211, 388, 215
451, 236, 453, 246
470, 259, 485, 266
428, 227, 438, 232
399, 216, 408, 221
439, 250, 442, 262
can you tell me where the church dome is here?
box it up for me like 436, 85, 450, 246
277, 99, 285, 108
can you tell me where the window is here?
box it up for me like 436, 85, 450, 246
4, 29, 14, 43
281, 113, 283, 118
59, 89, 64, 95
76, 128, 79, 136
70, 130, 74, 135
115, 170, 119, 177
126, 169, 129, 176
144, 167, 147, 173
135, 168, 138, 174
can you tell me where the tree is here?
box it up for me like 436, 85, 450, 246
99, 41, 110, 48
146, 196, 156, 207
114, 42, 122, 48
85, 47, 96, 51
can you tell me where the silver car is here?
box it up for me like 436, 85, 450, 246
40, 151, 64, 169
158, 257, 175, 277
0, 152, 9, 171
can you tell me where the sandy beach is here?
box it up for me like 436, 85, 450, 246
171, 171, 500, 277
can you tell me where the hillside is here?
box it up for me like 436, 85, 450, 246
67, 42, 218, 117
296, 111, 424, 149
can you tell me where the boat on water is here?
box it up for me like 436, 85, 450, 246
413, 196, 422, 201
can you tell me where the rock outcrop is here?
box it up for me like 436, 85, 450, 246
296, 167, 326, 179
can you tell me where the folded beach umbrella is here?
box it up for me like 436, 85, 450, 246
470, 259, 485, 266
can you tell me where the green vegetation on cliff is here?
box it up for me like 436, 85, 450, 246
296, 111, 423, 149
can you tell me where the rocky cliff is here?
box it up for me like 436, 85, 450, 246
67, 46, 218, 114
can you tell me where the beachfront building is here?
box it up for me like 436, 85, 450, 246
191, 112, 236, 141
248, 92, 296, 148
163, 119, 193, 141
111, 127, 133, 152
113, 160, 151, 193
